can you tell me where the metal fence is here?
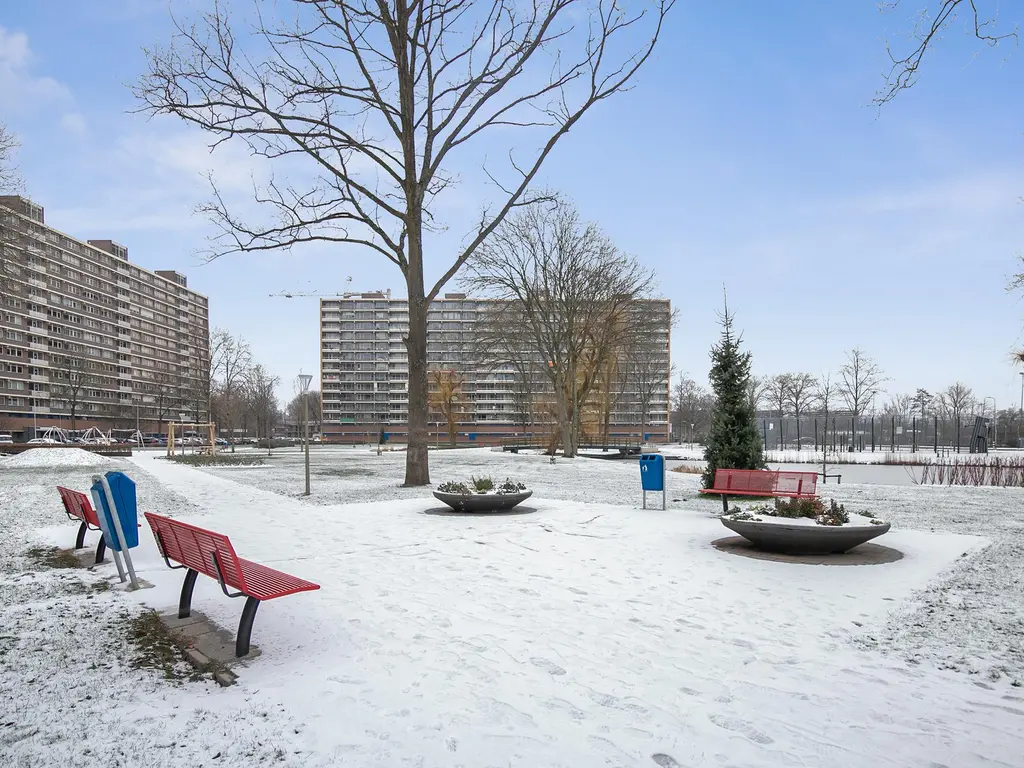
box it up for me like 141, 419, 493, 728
756, 412, 995, 453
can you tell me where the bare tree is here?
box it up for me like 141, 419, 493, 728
814, 372, 837, 452
473, 302, 547, 430
0, 129, 25, 295
287, 390, 323, 437
625, 319, 672, 443
837, 348, 886, 450
427, 368, 464, 446
876, 1, 1018, 105
0, 124, 21, 193
883, 392, 914, 420
49, 352, 95, 431
785, 372, 817, 447
463, 198, 655, 456
672, 374, 714, 444
210, 328, 253, 448
944, 381, 975, 428
137, 0, 674, 485
764, 374, 791, 449
245, 364, 281, 440
747, 374, 767, 412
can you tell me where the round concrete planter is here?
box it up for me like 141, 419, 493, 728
432, 489, 533, 513
720, 517, 891, 555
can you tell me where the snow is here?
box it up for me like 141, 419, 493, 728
725, 511, 886, 527
1, 446, 115, 468
2, 447, 1024, 766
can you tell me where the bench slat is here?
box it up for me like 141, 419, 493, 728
700, 469, 819, 499
144, 513, 320, 601
238, 558, 320, 600
145, 513, 247, 592
57, 486, 101, 529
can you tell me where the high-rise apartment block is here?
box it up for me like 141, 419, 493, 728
320, 292, 671, 444
0, 196, 210, 438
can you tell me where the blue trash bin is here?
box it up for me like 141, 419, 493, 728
639, 454, 665, 509
90, 471, 139, 552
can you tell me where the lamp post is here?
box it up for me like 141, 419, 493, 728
298, 374, 312, 496
179, 410, 188, 454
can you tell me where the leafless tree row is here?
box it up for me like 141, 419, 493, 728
464, 197, 671, 456
209, 328, 289, 444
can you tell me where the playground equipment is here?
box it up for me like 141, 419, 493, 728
166, 421, 217, 457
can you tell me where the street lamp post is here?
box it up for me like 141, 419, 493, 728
298, 374, 312, 496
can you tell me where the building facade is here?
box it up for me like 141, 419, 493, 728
320, 292, 671, 444
0, 196, 210, 439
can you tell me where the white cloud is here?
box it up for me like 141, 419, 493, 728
0, 26, 69, 111
59, 112, 88, 138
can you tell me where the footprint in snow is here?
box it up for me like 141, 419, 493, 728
707, 714, 774, 744
530, 658, 566, 675
652, 754, 682, 767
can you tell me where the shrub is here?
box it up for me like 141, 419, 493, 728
437, 481, 471, 494
771, 497, 825, 519
167, 454, 265, 467
496, 478, 527, 494
816, 499, 849, 527
470, 475, 494, 492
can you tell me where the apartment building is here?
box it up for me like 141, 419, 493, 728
0, 196, 210, 439
320, 292, 671, 444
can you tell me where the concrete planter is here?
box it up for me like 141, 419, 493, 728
720, 517, 890, 555
432, 490, 533, 513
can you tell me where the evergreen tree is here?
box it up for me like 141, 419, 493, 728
702, 302, 765, 488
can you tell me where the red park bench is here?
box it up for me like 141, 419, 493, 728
57, 486, 107, 564
699, 469, 818, 512
144, 513, 321, 657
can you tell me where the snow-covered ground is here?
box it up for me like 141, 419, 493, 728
3, 447, 1024, 766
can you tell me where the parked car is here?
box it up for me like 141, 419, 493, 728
28, 437, 60, 444
0, 434, 13, 445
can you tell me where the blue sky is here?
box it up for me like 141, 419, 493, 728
2, 1, 1022, 411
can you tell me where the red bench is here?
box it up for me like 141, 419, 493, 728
144, 513, 320, 657
699, 469, 818, 512
57, 486, 107, 563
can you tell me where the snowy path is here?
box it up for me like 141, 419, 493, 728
51, 452, 1014, 767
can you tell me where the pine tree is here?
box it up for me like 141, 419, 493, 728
702, 301, 765, 488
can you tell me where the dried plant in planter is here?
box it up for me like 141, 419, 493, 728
470, 475, 495, 493
816, 499, 849, 527
437, 481, 471, 495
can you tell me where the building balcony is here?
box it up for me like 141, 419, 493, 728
29, 341, 47, 351
30, 373, 49, 382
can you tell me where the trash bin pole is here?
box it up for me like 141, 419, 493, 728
100, 475, 139, 589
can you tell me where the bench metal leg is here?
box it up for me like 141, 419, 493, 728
75, 521, 88, 550
722, 494, 729, 513
236, 597, 261, 657
95, 537, 106, 564
179, 569, 199, 618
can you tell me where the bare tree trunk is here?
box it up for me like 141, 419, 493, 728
559, 395, 573, 458
405, 293, 430, 485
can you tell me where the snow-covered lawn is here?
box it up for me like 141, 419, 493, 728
2, 447, 1024, 766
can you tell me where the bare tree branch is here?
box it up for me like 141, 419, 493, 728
876, 0, 1018, 105
137, 0, 675, 483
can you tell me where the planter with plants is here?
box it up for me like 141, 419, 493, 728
432, 476, 533, 512
720, 497, 890, 555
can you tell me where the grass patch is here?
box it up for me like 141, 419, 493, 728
25, 546, 81, 570
127, 610, 207, 682
671, 465, 703, 475
315, 467, 369, 478
167, 454, 265, 467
